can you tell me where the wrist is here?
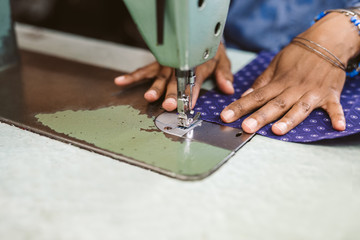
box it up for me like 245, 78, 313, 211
305, 12, 360, 63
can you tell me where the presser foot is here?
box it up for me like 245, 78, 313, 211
178, 112, 201, 128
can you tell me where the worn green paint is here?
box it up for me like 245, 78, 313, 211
36, 105, 231, 177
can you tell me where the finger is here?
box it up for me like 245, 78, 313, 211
214, 47, 234, 95
196, 57, 219, 85
324, 99, 346, 131
271, 93, 320, 135
144, 67, 172, 102
241, 54, 279, 97
221, 82, 283, 123
190, 76, 206, 109
162, 72, 177, 111
114, 62, 160, 86
190, 58, 220, 107
241, 89, 301, 133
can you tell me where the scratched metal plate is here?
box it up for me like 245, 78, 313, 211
0, 49, 254, 180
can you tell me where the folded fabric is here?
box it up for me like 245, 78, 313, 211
195, 52, 360, 143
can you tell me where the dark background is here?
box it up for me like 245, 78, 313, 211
10, 0, 147, 49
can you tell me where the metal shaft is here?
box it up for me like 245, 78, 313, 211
175, 68, 195, 127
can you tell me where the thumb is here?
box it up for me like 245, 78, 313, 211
214, 51, 234, 95
242, 55, 277, 97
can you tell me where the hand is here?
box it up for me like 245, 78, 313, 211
220, 13, 360, 135
114, 43, 234, 111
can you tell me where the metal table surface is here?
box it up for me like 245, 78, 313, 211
1, 24, 359, 240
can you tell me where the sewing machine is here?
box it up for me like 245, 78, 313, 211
123, 0, 230, 127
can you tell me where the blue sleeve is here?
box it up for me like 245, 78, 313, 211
347, 0, 360, 7
224, 0, 360, 52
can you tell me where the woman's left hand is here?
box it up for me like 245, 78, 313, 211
220, 12, 360, 135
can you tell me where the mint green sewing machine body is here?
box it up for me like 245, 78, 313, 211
0, 0, 18, 70
123, 0, 230, 127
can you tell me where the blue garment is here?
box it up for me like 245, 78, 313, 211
196, 52, 360, 142
224, 0, 360, 52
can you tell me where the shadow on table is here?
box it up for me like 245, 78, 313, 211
310, 134, 360, 147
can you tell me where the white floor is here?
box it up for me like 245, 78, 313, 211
1, 24, 359, 240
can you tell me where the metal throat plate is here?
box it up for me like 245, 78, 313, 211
155, 112, 253, 151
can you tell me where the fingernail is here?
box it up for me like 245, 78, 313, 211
242, 118, 258, 132
115, 76, 125, 84
227, 80, 234, 91
145, 89, 157, 99
274, 122, 287, 134
221, 110, 235, 122
337, 120, 346, 130
242, 88, 254, 97
163, 98, 177, 107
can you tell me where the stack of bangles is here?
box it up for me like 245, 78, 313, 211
292, 8, 360, 77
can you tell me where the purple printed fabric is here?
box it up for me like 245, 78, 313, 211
195, 52, 360, 143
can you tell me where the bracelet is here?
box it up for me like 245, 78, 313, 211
348, 7, 360, 15
295, 37, 346, 70
312, 8, 360, 77
292, 37, 346, 72
312, 9, 360, 34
